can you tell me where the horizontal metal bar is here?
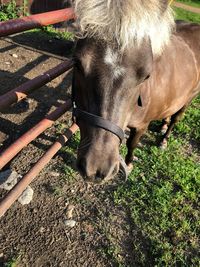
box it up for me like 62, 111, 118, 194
0, 123, 79, 218
0, 59, 74, 111
0, 99, 72, 170
0, 8, 75, 37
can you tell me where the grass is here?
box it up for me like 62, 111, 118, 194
34, 26, 74, 41
174, 6, 200, 23
4, 255, 21, 267
114, 123, 200, 265
176, 0, 200, 8
0, 0, 23, 21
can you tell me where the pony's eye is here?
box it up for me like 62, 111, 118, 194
145, 74, 150, 80
137, 95, 142, 107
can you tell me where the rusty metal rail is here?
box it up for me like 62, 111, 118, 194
0, 123, 79, 218
0, 8, 75, 37
0, 60, 74, 111
0, 8, 78, 217
0, 99, 72, 170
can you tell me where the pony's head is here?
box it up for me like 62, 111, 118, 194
72, 0, 174, 183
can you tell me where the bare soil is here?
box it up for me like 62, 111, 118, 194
0, 32, 138, 267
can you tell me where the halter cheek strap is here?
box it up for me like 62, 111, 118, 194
73, 107, 124, 143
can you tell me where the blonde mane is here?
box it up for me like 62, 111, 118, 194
74, 0, 175, 55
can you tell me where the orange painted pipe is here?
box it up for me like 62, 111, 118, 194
0, 99, 72, 170
0, 60, 74, 111
0, 123, 79, 217
0, 8, 75, 37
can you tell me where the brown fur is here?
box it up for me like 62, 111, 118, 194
72, 21, 200, 183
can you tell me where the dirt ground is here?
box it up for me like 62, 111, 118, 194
0, 32, 138, 267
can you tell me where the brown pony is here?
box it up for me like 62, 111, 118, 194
72, 0, 200, 183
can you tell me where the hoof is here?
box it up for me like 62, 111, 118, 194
161, 125, 168, 135
132, 156, 139, 162
160, 139, 168, 150
126, 163, 133, 174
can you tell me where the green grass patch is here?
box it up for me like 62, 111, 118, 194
174, 6, 200, 23
26, 26, 74, 42
113, 96, 200, 266
174, 96, 200, 140
4, 254, 21, 267
176, 0, 200, 8
0, 0, 22, 21
38, 26, 74, 41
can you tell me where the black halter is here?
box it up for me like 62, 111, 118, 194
71, 66, 124, 143
73, 104, 124, 142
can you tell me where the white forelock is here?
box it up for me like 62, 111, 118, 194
74, 0, 175, 55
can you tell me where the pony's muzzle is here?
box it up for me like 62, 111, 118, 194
77, 157, 119, 183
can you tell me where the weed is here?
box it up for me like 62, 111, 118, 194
4, 254, 21, 267
52, 186, 62, 196
0, 1, 22, 21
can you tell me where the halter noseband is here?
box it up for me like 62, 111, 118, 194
72, 103, 124, 143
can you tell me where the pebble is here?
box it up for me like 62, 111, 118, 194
39, 227, 45, 233
49, 171, 60, 177
64, 219, 76, 228
66, 204, 75, 219
18, 186, 34, 205
26, 98, 34, 104
12, 53, 18, 58
5, 61, 11, 65
0, 170, 19, 190
0, 170, 34, 205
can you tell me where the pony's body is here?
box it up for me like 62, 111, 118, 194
130, 25, 200, 129
72, 0, 200, 182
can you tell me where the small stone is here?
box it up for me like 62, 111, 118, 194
0, 252, 3, 258
65, 201, 69, 207
66, 204, 75, 219
50, 171, 60, 177
64, 219, 76, 228
0, 170, 19, 190
26, 98, 34, 104
18, 186, 34, 205
39, 227, 45, 233
5, 61, 11, 65
12, 53, 18, 58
